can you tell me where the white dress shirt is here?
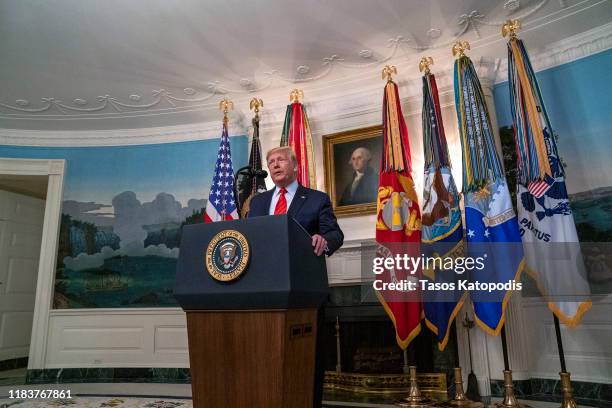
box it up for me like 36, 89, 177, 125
268, 179, 299, 215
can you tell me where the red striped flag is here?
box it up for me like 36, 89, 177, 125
280, 101, 317, 189
204, 122, 239, 223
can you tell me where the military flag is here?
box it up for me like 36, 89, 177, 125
420, 65, 465, 350
280, 90, 317, 189
204, 120, 239, 223
506, 30, 591, 326
236, 99, 268, 218
454, 46, 524, 335
375, 68, 423, 349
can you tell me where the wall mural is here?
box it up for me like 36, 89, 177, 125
0, 137, 248, 308
494, 48, 612, 294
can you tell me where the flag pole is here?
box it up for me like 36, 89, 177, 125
382, 64, 436, 408
282, 88, 317, 188
553, 315, 567, 373
205, 97, 238, 223
219, 97, 233, 127
218, 97, 234, 220
488, 326, 534, 408
420, 56, 481, 408
451, 38, 529, 408
236, 97, 266, 218
500, 326, 510, 372
487, 28, 521, 397
289, 88, 304, 104
501, 19, 579, 408
553, 314, 577, 408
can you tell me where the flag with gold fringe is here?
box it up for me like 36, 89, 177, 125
280, 98, 317, 189
204, 120, 239, 223
236, 107, 267, 218
375, 76, 422, 349
454, 52, 524, 335
420, 70, 465, 351
507, 34, 591, 326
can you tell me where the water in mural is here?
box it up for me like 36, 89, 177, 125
570, 187, 612, 292
0, 138, 248, 308
55, 191, 206, 308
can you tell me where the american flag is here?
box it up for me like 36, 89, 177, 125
204, 124, 239, 223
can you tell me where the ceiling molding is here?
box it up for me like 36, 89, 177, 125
0, 58, 494, 148
0, 121, 248, 147
1, 0, 609, 133
0, 19, 610, 147
0, 0, 551, 123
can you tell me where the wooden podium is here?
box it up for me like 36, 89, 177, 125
175, 215, 329, 408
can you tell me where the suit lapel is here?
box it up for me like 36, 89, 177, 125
261, 189, 274, 214
288, 184, 308, 217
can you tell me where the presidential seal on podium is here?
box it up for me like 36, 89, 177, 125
205, 229, 250, 282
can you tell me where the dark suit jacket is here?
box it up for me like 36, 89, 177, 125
248, 184, 344, 255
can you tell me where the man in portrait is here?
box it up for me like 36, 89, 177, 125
339, 147, 379, 206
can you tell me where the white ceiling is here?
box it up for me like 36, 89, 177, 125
0, 0, 610, 131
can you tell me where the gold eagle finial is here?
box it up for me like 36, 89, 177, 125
382, 65, 397, 82
502, 19, 521, 39
419, 57, 434, 74
219, 98, 234, 124
452, 41, 471, 58
249, 98, 263, 117
289, 89, 303, 103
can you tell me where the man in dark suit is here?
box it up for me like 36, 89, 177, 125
248, 146, 343, 407
248, 146, 344, 255
339, 147, 379, 206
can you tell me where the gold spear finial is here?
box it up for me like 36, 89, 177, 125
419, 57, 434, 74
289, 89, 303, 103
219, 98, 234, 124
382, 65, 397, 82
452, 40, 471, 58
502, 19, 521, 39
249, 97, 263, 117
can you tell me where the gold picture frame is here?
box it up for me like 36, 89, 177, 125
323, 125, 382, 217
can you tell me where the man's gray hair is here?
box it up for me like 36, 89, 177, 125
349, 147, 372, 164
266, 146, 298, 165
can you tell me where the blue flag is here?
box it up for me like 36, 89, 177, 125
421, 72, 465, 350
454, 55, 525, 335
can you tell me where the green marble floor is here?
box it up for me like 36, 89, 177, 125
0, 369, 26, 387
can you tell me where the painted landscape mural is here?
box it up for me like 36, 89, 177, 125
0, 137, 248, 308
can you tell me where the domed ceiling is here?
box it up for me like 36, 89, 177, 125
0, 0, 610, 132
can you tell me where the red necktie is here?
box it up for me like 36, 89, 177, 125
274, 188, 288, 215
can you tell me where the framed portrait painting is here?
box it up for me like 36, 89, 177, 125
323, 125, 382, 217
